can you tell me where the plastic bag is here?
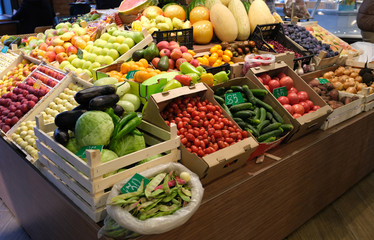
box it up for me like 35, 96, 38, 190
106, 162, 204, 235
283, 0, 311, 19
242, 54, 276, 75
97, 215, 140, 240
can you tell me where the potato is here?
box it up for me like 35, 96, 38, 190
329, 89, 339, 101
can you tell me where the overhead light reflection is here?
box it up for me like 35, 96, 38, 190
318, 11, 324, 15
351, 20, 357, 26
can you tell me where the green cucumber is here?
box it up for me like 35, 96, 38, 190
242, 85, 256, 105
280, 124, 294, 132
257, 119, 270, 133
233, 117, 245, 123
257, 129, 283, 142
259, 107, 267, 123
246, 118, 261, 126
233, 110, 254, 119
262, 136, 277, 143
250, 89, 268, 98
254, 107, 260, 120
266, 112, 274, 121
261, 122, 282, 134
215, 87, 226, 96
272, 110, 284, 124
245, 124, 259, 137
229, 102, 254, 112
214, 95, 225, 105
230, 86, 243, 92
221, 104, 233, 118
254, 98, 273, 113
237, 121, 247, 130
225, 89, 234, 94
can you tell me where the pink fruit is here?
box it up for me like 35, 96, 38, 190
156, 41, 169, 51
170, 49, 183, 61
27, 101, 36, 109
151, 57, 160, 69
190, 59, 200, 67
168, 41, 180, 51
168, 59, 175, 69
15, 110, 22, 118
182, 52, 193, 62
160, 48, 171, 58
2, 125, 10, 133
180, 46, 188, 53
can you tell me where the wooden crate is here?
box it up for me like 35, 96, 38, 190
6, 74, 91, 162
34, 116, 180, 223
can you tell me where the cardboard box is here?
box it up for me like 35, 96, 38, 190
143, 83, 258, 184
302, 67, 365, 129
246, 61, 333, 142
211, 77, 294, 160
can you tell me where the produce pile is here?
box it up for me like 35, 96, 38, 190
256, 73, 321, 118
0, 51, 18, 73
0, 60, 35, 96
109, 171, 192, 220
161, 96, 249, 157
213, 85, 293, 142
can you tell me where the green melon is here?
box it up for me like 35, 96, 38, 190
118, 0, 157, 15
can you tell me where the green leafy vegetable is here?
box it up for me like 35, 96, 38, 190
109, 133, 145, 157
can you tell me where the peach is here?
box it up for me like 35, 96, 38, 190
151, 57, 160, 68
168, 59, 175, 69
170, 49, 182, 61
180, 46, 188, 53
190, 59, 200, 67
56, 52, 68, 64
38, 42, 48, 51
182, 52, 193, 62
156, 41, 169, 51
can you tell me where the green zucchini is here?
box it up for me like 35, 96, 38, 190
221, 104, 233, 118
215, 87, 226, 96
245, 124, 259, 137
230, 86, 243, 92
259, 107, 267, 123
262, 136, 277, 143
280, 124, 294, 132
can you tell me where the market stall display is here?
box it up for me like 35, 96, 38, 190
0, 0, 371, 238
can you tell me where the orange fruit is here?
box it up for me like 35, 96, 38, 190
163, 4, 186, 21
142, 6, 163, 18
193, 20, 213, 45
189, 6, 210, 25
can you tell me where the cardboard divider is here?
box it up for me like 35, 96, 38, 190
246, 61, 333, 142
143, 83, 258, 184
210, 77, 294, 160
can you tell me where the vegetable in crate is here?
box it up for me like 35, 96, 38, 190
161, 96, 249, 157
213, 84, 294, 143
109, 170, 192, 221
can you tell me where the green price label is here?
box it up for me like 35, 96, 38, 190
225, 92, 244, 106
273, 86, 288, 98
120, 173, 150, 194
96, 71, 109, 80
126, 70, 139, 80
77, 48, 83, 59
76, 145, 103, 158
1, 46, 8, 53
318, 78, 329, 84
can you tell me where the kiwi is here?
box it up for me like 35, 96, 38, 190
233, 51, 239, 57
231, 43, 239, 50
221, 41, 229, 50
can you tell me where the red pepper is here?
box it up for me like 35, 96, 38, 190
174, 75, 192, 86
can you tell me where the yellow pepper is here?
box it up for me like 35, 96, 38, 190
199, 73, 214, 86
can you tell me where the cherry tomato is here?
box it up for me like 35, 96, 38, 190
186, 133, 195, 142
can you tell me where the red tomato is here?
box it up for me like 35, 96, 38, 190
287, 92, 299, 105
277, 72, 287, 79
283, 104, 294, 114
258, 77, 264, 84
278, 96, 289, 105
305, 100, 314, 109
297, 91, 309, 102
292, 104, 305, 115
264, 85, 270, 91
299, 101, 310, 113
288, 87, 298, 94
293, 113, 302, 118
272, 77, 279, 81
279, 76, 294, 90
268, 80, 280, 92
313, 105, 321, 111
259, 73, 271, 85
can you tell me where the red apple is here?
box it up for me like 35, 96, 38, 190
56, 52, 68, 64
66, 46, 78, 56
45, 51, 56, 62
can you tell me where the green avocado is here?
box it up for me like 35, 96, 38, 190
143, 43, 159, 62
132, 49, 145, 61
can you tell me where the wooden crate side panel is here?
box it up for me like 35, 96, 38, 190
36, 139, 93, 192
38, 163, 106, 223
138, 121, 172, 140
34, 126, 92, 177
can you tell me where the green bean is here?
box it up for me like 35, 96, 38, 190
150, 189, 164, 198
178, 189, 191, 202
110, 180, 144, 205
162, 191, 178, 202
163, 174, 170, 195
160, 204, 179, 212
181, 187, 192, 197
145, 173, 166, 199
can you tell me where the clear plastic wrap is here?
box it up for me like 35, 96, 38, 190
242, 54, 276, 75
106, 162, 204, 235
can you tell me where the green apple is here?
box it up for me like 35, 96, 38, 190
117, 43, 129, 55
100, 48, 109, 56
82, 69, 93, 78
108, 36, 117, 44
59, 61, 70, 70
87, 41, 94, 45
129, 31, 144, 44
67, 65, 76, 72
72, 58, 83, 68
94, 39, 107, 48
82, 60, 91, 69
96, 56, 105, 65
123, 38, 134, 49
104, 43, 114, 50
118, 31, 131, 38
103, 56, 114, 65
112, 30, 121, 37
115, 36, 126, 44
85, 44, 92, 52
86, 53, 97, 63
112, 43, 120, 50
107, 26, 118, 35
68, 54, 78, 63
107, 49, 119, 60
75, 68, 83, 74
100, 33, 111, 41
89, 62, 101, 71
92, 46, 102, 56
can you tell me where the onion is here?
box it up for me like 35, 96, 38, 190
357, 83, 366, 91
339, 75, 349, 83
355, 75, 363, 83
323, 71, 334, 79
346, 86, 357, 94
343, 79, 356, 89
333, 81, 344, 91
343, 69, 352, 76
350, 72, 358, 78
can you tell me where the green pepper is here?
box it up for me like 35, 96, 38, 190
114, 116, 142, 141
180, 62, 201, 76
214, 70, 231, 84
186, 73, 200, 84
105, 108, 120, 126
196, 66, 207, 74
